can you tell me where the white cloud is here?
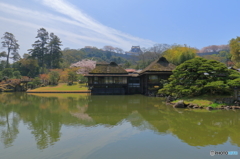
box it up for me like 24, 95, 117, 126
41, 0, 154, 47
0, 0, 154, 55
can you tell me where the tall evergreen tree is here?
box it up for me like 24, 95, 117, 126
47, 33, 62, 68
1, 32, 20, 67
29, 28, 49, 68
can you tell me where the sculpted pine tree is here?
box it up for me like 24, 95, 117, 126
1, 32, 20, 67
159, 57, 233, 97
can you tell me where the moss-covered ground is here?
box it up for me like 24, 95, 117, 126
172, 95, 231, 108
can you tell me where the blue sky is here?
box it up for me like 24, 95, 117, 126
0, 0, 239, 56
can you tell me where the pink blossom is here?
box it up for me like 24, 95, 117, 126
71, 59, 96, 74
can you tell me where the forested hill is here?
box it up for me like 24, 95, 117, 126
62, 47, 134, 66
197, 52, 219, 56
62, 44, 231, 69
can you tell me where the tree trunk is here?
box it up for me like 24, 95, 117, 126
6, 48, 10, 68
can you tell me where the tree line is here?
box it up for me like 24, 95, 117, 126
1, 28, 240, 87
0, 28, 62, 78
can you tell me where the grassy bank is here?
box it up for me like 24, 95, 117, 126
172, 95, 231, 108
27, 83, 90, 93
27, 93, 90, 98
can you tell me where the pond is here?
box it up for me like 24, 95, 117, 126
0, 93, 239, 159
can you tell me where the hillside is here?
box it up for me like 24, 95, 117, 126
62, 47, 137, 67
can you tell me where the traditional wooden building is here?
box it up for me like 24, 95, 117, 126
85, 57, 176, 95
139, 57, 176, 95
85, 62, 129, 95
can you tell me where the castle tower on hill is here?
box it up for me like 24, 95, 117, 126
125, 46, 142, 55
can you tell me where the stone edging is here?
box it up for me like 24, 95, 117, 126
169, 100, 240, 110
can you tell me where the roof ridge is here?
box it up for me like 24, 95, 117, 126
140, 57, 175, 74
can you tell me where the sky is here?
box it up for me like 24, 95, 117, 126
0, 0, 240, 56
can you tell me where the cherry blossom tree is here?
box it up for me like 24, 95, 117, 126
199, 45, 229, 53
70, 59, 96, 74
103, 45, 115, 52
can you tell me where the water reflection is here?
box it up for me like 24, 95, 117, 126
0, 93, 239, 150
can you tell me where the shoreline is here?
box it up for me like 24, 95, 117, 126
168, 100, 240, 110
26, 90, 91, 93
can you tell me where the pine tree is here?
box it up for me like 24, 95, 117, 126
29, 28, 49, 68
47, 33, 62, 68
1, 32, 20, 67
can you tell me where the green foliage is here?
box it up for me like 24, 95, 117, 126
28, 77, 42, 89
209, 103, 226, 108
228, 69, 240, 79
2, 68, 14, 78
39, 65, 49, 74
29, 28, 63, 70
62, 47, 128, 68
123, 61, 131, 68
0, 60, 6, 71
48, 71, 59, 85
29, 28, 49, 68
229, 36, 240, 67
163, 45, 197, 65
158, 57, 235, 97
204, 81, 229, 95
62, 49, 86, 66
202, 50, 231, 64
46, 33, 62, 68
0, 51, 7, 58
1, 32, 20, 67
159, 79, 168, 87
32, 77, 42, 86
219, 50, 231, 59
202, 55, 225, 63
78, 74, 88, 83
28, 83, 88, 92
18, 58, 39, 77
68, 71, 77, 83
227, 78, 240, 87
13, 71, 21, 79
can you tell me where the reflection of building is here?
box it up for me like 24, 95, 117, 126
85, 57, 176, 95
125, 46, 142, 55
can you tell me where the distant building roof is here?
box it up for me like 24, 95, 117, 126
125, 46, 142, 55
129, 46, 142, 53
140, 57, 176, 74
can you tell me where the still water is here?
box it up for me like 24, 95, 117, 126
0, 93, 239, 159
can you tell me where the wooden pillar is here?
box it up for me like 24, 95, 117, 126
144, 75, 148, 94
140, 76, 143, 94
127, 77, 129, 94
